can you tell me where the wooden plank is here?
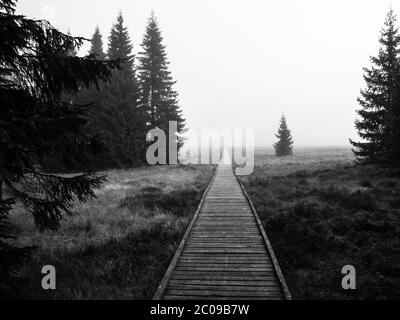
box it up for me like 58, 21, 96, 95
177, 262, 272, 266
188, 238, 262, 241
171, 275, 277, 281
163, 295, 281, 301
184, 248, 266, 252
195, 223, 256, 226
178, 259, 270, 264
187, 241, 264, 244
182, 251, 267, 255
154, 164, 289, 301
178, 255, 272, 261
186, 243, 264, 246
187, 238, 263, 241
188, 240, 261, 243
171, 270, 275, 275
187, 235, 261, 238
186, 245, 264, 248
179, 258, 270, 262
179, 254, 268, 257
191, 228, 260, 231
152, 172, 216, 300
179, 258, 271, 264
179, 256, 269, 260
179, 253, 268, 256
169, 280, 279, 286
167, 285, 282, 293
165, 289, 281, 298
178, 260, 270, 265
175, 267, 274, 272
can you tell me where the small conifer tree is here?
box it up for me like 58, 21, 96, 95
274, 115, 294, 157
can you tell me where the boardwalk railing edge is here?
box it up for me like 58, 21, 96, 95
235, 172, 293, 300
152, 169, 217, 300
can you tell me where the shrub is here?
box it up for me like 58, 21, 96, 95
331, 217, 351, 236
288, 170, 310, 178
360, 179, 373, 188
292, 200, 321, 218
121, 186, 201, 217
319, 186, 377, 212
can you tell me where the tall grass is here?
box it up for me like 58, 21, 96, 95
240, 150, 400, 300
10, 164, 215, 299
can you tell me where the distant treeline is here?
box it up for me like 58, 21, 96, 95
46, 12, 185, 172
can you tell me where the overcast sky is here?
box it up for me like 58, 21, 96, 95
17, 0, 398, 147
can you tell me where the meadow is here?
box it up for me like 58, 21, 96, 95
239, 147, 400, 299
10, 164, 215, 299
9, 147, 400, 300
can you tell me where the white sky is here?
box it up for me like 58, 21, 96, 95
17, 0, 399, 147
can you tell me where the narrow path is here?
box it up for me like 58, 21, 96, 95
154, 165, 291, 300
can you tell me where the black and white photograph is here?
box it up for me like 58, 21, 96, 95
1, 0, 400, 311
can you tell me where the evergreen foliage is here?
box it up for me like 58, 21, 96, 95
77, 13, 146, 169
274, 115, 294, 157
0, 0, 119, 296
137, 12, 185, 161
75, 26, 119, 169
90, 26, 106, 60
350, 10, 400, 166
105, 12, 145, 166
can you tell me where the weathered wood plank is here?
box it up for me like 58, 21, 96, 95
171, 275, 277, 281
188, 235, 261, 238
163, 295, 281, 300
185, 243, 265, 248
176, 262, 273, 267
167, 285, 282, 293
169, 280, 280, 286
183, 249, 267, 254
165, 289, 282, 297
179, 255, 269, 259
178, 260, 270, 264
179, 257, 270, 262
175, 267, 274, 272
153, 164, 290, 301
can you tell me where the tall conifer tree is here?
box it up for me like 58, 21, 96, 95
90, 26, 106, 60
274, 115, 294, 157
0, 0, 119, 296
137, 12, 185, 161
75, 27, 115, 169
105, 12, 145, 166
72, 26, 115, 169
350, 10, 400, 165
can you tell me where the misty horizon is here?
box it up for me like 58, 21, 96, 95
17, 0, 399, 147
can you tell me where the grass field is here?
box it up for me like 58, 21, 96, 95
10, 164, 215, 299
9, 147, 400, 300
239, 147, 400, 300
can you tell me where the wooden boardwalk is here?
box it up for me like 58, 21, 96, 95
153, 164, 291, 300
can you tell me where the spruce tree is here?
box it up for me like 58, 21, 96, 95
350, 10, 400, 165
137, 12, 185, 162
90, 26, 106, 60
44, 30, 81, 172
0, 0, 119, 297
75, 27, 116, 169
105, 12, 145, 166
274, 115, 294, 157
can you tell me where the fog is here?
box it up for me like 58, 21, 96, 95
18, 0, 398, 147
